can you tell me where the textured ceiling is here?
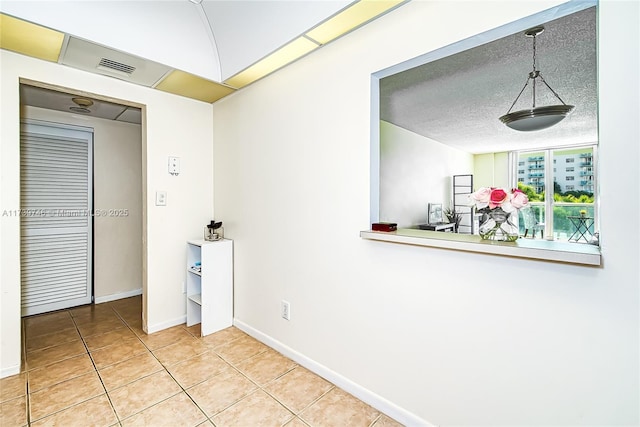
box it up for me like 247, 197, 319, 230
380, 6, 597, 154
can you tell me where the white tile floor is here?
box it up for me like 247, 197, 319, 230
1, 296, 403, 426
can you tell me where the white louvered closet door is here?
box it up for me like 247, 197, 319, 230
20, 121, 93, 316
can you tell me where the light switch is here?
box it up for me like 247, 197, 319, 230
155, 191, 167, 206
168, 156, 180, 176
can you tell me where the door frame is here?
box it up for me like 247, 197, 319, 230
18, 79, 146, 324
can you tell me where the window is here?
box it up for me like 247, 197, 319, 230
515, 145, 597, 241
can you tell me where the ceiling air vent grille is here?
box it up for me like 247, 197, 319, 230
97, 58, 136, 76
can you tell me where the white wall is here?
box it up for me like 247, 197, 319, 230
22, 106, 143, 302
474, 152, 510, 189
213, 1, 639, 425
380, 120, 473, 228
0, 51, 214, 376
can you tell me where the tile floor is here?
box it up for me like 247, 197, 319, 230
1, 296, 403, 426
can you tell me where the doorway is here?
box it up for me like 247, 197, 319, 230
19, 82, 144, 317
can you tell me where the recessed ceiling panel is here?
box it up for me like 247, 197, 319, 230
0, 13, 64, 62
156, 70, 235, 103
306, 0, 405, 45
224, 37, 318, 88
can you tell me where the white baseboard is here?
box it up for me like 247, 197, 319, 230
94, 289, 184, 335
1, 364, 21, 379
233, 319, 432, 427
146, 315, 187, 334
94, 288, 142, 304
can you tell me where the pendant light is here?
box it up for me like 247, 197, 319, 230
499, 26, 574, 131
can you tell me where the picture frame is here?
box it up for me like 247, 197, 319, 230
428, 203, 444, 224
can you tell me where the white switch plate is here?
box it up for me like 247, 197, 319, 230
168, 156, 180, 176
155, 191, 167, 206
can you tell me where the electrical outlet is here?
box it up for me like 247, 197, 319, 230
281, 300, 290, 321
168, 156, 180, 176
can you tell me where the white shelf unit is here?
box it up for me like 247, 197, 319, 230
453, 174, 474, 234
186, 239, 233, 336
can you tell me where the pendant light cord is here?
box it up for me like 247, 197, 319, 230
532, 33, 537, 108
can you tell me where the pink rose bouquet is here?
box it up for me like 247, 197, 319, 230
469, 187, 529, 213
470, 187, 529, 241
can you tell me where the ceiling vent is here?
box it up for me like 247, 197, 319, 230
97, 58, 136, 76
60, 36, 171, 87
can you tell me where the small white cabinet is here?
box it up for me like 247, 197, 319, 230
186, 239, 233, 336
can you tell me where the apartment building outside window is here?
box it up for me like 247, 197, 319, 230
514, 144, 597, 240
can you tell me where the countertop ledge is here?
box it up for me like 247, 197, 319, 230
360, 228, 601, 266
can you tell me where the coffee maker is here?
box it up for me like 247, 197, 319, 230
204, 220, 223, 241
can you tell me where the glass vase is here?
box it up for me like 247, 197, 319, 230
478, 207, 519, 242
